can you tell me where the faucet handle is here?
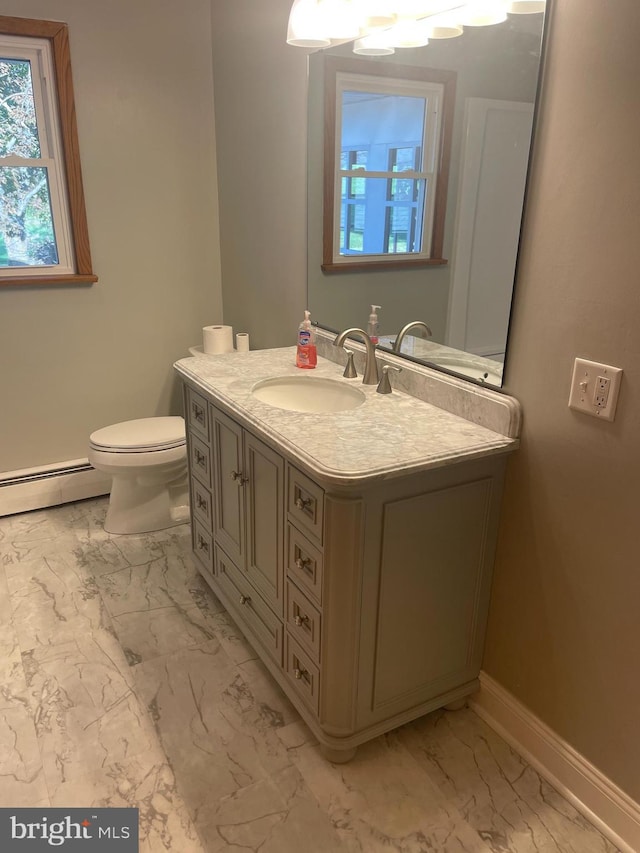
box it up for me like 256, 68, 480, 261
342, 349, 358, 379
376, 364, 402, 394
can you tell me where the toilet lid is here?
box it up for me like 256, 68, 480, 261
89, 417, 186, 452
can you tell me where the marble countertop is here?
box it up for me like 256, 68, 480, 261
174, 348, 517, 487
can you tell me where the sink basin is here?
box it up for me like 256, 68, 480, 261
251, 376, 366, 413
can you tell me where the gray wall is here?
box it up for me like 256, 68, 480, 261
0, 0, 222, 473
212, 0, 640, 804
210, 0, 308, 350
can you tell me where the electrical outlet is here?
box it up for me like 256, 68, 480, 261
568, 358, 623, 421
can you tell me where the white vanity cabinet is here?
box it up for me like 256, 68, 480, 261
182, 376, 510, 762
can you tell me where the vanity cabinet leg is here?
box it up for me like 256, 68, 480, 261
320, 744, 357, 764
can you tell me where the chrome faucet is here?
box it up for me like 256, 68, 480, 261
333, 328, 379, 385
392, 321, 433, 353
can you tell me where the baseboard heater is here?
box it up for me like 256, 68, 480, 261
0, 459, 111, 517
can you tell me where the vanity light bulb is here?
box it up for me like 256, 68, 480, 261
506, 0, 545, 13
317, 0, 363, 40
386, 18, 431, 48
286, 0, 331, 47
353, 32, 396, 55
459, 0, 509, 26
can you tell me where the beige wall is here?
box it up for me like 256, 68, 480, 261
485, 0, 640, 800
210, 0, 308, 350
0, 0, 222, 472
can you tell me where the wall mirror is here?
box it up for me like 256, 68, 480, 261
306, 9, 549, 387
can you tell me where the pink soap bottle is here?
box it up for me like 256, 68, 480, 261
296, 310, 317, 369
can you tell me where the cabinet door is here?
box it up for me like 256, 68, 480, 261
211, 407, 245, 568
244, 432, 284, 616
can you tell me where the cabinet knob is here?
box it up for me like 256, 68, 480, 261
239, 594, 251, 606
231, 470, 248, 485
193, 404, 204, 423
196, 495, 207, 510
293, 667, 308, 681
195, 450, 206, 466
294, 614, 309, 628
295, 556, 311, 573
295, 496, 312, 511
197, 536, 209, 553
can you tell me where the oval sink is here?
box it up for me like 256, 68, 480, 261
251, 376, 366, 413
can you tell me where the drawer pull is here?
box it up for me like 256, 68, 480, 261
231, 470, 248, 485
295, 556, 312, 574
294, 614, 309, 628
239, 594, 251, 606
197, 536, 209, 553
293, 666, 308, 681
192, 403, 205, 423
194, 450, 206, 467
295, 496, 313, 511
196, 494, 208, 511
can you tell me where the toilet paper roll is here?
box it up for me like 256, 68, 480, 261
236, 332, 250, 353
203, 325, 234, 354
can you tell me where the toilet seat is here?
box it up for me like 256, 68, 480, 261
90, 417, 186, 453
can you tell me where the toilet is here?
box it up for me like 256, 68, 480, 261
88, 416, 189, 535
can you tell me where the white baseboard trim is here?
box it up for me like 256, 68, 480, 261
0, 459, 111, 517
470, 671, 640, 853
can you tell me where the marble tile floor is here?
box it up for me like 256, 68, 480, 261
0, 496, 619, 853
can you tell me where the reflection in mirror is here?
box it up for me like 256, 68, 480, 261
322, 57, 456, 271
307, 11, 548, 387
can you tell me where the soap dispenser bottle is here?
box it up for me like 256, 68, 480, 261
367, 305, 381, 344
296, 310, 317, 369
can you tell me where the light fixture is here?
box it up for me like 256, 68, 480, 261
422, 10, 464, 39
353, 32, 396, 55
286, 0, 546, 51
458, 1, 508, 27
386, 18, 431, 48
507, 0, 545, 12
286, 0, 330, 47
317, 0, 362, 40
354, 0, 396, 30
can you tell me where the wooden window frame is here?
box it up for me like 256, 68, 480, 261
0, 15, 96, 287
322, 55, 456, 273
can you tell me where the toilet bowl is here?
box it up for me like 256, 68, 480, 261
88, 417, 189, 535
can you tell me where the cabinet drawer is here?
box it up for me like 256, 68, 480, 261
192, 520, 214, 577
191, 479, 213, 530
186, 387, 209, 441
285, 634, 320, 716
287, 465, 324, 545
190, 434, 212, 489
215, 546, 283, 667
286, 523, 323, 605
286, 580, 321, 663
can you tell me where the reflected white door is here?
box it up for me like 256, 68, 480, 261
446, 98, 534, 357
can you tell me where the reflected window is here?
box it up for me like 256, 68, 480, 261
323, 57, 455, 272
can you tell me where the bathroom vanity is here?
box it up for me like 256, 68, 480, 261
175, 343, 520, 761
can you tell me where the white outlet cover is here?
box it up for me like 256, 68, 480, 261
568, 358, 623, 421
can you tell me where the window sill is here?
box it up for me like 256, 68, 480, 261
0, 273, 99, 288
321, 257, 448, 274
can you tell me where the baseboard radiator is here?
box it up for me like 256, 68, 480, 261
0, 459, 111, 517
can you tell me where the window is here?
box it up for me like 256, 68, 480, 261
0, 17, 95, 286
323, 57, 455, 272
